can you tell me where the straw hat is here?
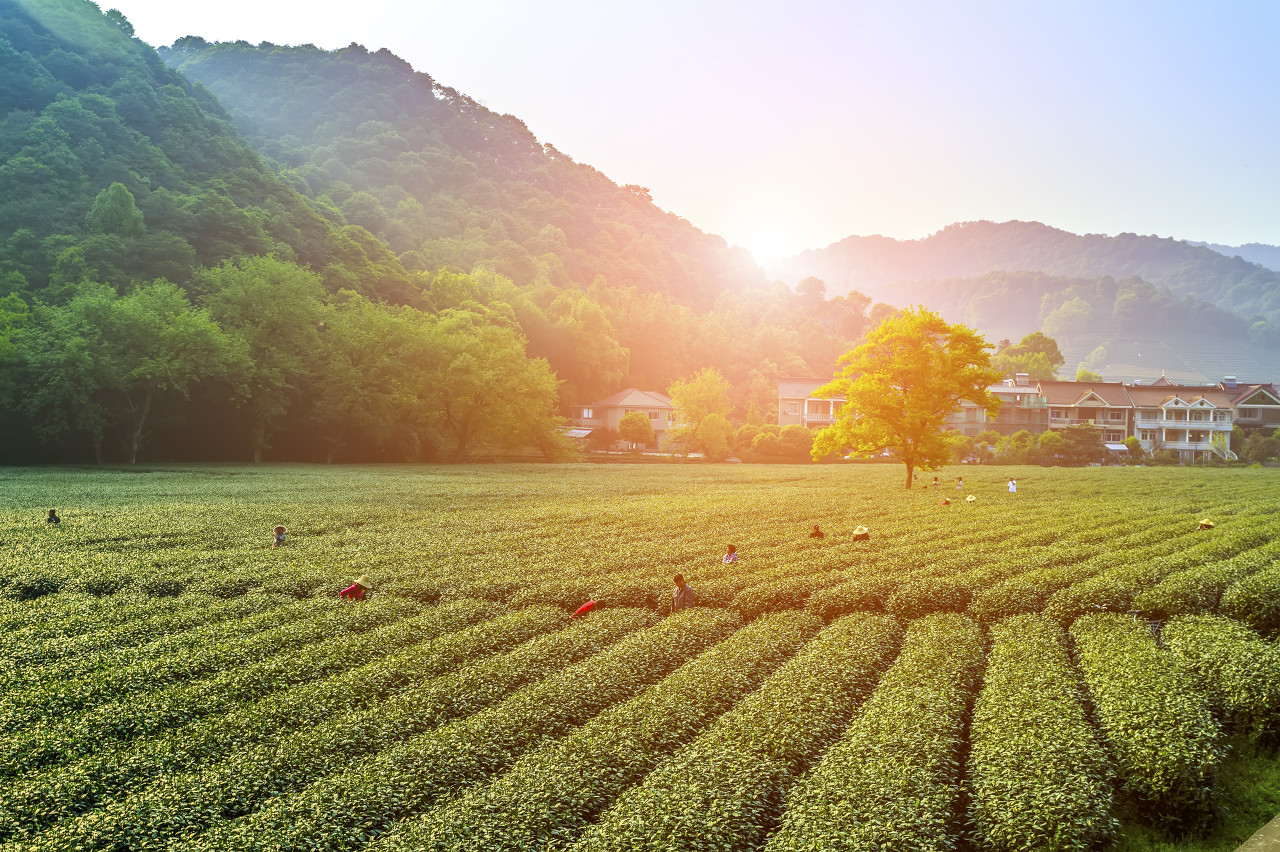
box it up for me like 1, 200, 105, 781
354, 575, 372, 589
853, 525, 869, 536
1198, 519, 1214, 529
965, 495, 976, 503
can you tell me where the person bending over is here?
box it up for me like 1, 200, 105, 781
672, 574, 696, 612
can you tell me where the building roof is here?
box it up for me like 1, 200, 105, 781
1036, 381, 1131, 407
1125, 385, 1232, 408
590, 388, 673, 409
1221, 383, 1280, 406
778, 376, 837, 399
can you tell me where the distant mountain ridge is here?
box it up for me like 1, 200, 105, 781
769, 221, 1280, 384
771, 220, 1280, 327
1190, 241, 1280, 273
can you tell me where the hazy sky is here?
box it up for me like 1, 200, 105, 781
106, 0, 1280, 262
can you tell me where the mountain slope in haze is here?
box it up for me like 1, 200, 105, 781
770, 220, 1280, 383
771, 220, 1280, 327
160, 38, 765, 311
0, 0, 415, 302
1192, 241, 1280, 273
157, 39, 873, 408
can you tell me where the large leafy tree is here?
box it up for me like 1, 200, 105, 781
18, 282, 243, 463
667, 367, 732, 457
992, 331, 1064, 380
811, 306, 1002, 488
195, 255, 327, 462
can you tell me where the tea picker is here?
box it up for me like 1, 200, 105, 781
340, 575, 372, 600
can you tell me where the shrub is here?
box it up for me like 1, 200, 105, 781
1164, 614, 1280, 738
1220, 565, 1280, 638
1069, 613, 1223, 819
967, 615, 1116, 851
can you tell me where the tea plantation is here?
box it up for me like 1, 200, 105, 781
0, 463, 1278, 852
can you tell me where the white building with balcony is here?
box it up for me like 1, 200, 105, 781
778, 377, 843, 428
1125, 384, 1235, 462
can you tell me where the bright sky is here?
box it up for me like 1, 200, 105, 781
106, 0, 1280, 263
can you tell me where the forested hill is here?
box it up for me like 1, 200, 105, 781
0, 0, 414, 302
771, 220, 1280, 330
160, 38, 764, 309
0, 2, 876, 464
156, 38, 873, 412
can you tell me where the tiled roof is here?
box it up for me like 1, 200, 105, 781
1125, 385, 1232, 408
590, 388, 673, 408
1036, 381, 1131, 406
1223, 383, 1280, 406
779, 376, 838, 399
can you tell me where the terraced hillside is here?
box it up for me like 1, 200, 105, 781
0, 464, 1277, 852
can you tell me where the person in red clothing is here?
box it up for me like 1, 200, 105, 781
340, 575, 371, 600
571, 600, 597, 618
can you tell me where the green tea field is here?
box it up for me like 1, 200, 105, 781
1, 464, 1278, 852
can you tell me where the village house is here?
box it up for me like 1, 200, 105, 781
945, 373, 1049, 437
778, 377, 843, 428
570, 388, 674, 449
1219, 377, 1280, 433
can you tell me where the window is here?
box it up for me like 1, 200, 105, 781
964, 408, 977, 421
786, 401, 800, 415
1140, 430, 1157, 441
648, 410, 659, 420
1051, 408, 1065, 419
1104, 431, 1125, 442
581, 408, 594, 419
1106, 411, 1125, 422
1241, 407, 1258, 419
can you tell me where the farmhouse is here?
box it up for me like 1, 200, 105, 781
947, 373, 1049, 437
778, 377, 843, 428
571, 388, 675, 449
1220, 377, 1280, 432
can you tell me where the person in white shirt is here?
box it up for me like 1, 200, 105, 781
1008, 479, 1017, 493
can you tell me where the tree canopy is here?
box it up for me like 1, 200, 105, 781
811, 307, 1002, 487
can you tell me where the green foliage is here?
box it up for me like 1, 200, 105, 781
1164, 614, 1280, 739
1220, 565, 1280, 638
573, 613, 902, 852
992, 331, 1064, 380
967, 615, 1117, 851
764, 613, 983, 852
378, 612, 819, 852
1070, 613, 1224, 818
617, 410, 654, 448
812, 306, 1002, 486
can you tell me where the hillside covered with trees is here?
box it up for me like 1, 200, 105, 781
0, 0, 880, 463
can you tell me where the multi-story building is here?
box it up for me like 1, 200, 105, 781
1220, 377, 1280, 433
571, 388, 675, 449
946, 373, 1049, 437
1124, 381, 1234, 462
778, 377, 843, 428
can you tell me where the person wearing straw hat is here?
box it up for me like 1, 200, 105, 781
966, 495, 976, 503
809, 524, 825, 539
340, 575, 372, 600
941, 498, 951, 506
272, 525, 287, 547
672, 574, 697, 612
46, 509, 61, 524
851, 525, 870, 541
1197, 519, 1214, 531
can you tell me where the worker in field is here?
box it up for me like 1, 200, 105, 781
966, 495, 977, 503
932, 476, 939, 489
941, 498, 951, 506
809, 524, 825, 539
957, 476, 964, 490
272, 525, 287, 547
46, 509, 60, 524
571, 599, 597, 618
1008, 478, 1017, 493
851, 525, 870, 541
722, 544, 738, 564
1198, 519, 1214, 531
340, 575, 372, 600
672, 574, 696, 612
